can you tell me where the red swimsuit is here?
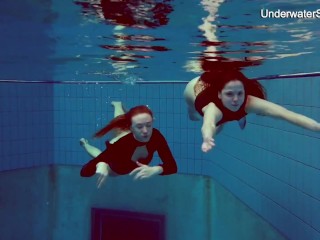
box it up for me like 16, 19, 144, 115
194, 86, 248, 126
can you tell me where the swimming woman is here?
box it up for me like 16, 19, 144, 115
184, 70, 320, 153
80, 101, 177, 188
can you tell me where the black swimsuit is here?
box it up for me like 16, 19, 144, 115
80, 128, 177, 177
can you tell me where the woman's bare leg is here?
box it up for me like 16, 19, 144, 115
110, 101, 130, 139
80, 138, 102, 158
184, 77, 201, 121
80, 101, 129, 156
112, 101, 126, 118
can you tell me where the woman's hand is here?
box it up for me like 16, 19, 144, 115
313, 122, 320, 131
202, 137, 215, 153
95, 162, 109, 188
129, 162, 163, 180
201, 103, 221, 153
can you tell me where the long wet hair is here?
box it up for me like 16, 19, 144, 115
201, 69, 267, 100
94, 105, 153, 138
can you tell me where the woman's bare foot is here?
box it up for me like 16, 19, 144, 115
111, 101, 122, 107
79, 138, 89, 147
111, 101, 127, 114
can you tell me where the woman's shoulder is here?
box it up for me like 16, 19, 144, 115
151, 128, 165, 139
246, 95, 263, 103
152, 127, 161, 135
109, 131, 132, 144
244, 95, 268, 113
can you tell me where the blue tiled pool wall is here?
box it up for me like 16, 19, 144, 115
0, 0, 55, 168
0, 166, 287, 240
206, 77, 320, 240
0, 76, 319, 239
53, 83, 203, 173
0, 83, 54, 169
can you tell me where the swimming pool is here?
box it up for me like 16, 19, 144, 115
0, 1, 319, 239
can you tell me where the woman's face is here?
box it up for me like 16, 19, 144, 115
218, 80, 245, 112
130, 113, 153, 142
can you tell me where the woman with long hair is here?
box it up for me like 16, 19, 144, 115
80, 101, 177, 188
184, 69, 320, 153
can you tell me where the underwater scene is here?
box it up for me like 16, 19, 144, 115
1, 0, 320, 239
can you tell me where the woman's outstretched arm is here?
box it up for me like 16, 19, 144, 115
246, 95, 320, 131
201, 102, 223, 152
